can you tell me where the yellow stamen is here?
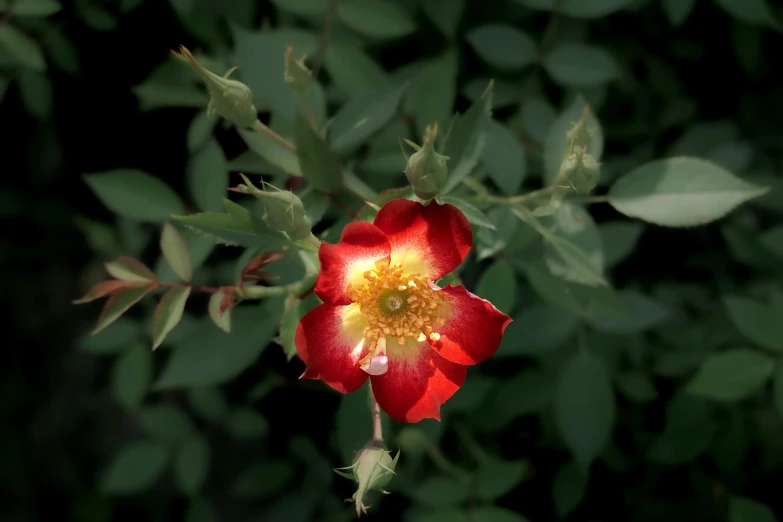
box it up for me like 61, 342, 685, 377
345, 258, 450, 363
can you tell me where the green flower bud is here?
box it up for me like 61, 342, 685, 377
404, 122, 449, 201
174, 45, 257, 128
284, 44, 311, 97
557, 147, 601, 195
334, 440, 400, 518
237, 174, 312, 240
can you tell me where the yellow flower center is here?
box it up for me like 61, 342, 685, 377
346, 260, 450, 368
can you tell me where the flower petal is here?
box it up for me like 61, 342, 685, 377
373, 199, 472, 281
315, 222, 391, 305
295, 303, 369, 393
429, 285, 512, 365
370, 345, 466, 423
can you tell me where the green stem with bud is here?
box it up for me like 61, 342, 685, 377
369, 386, 383, 442
251, 119, 296, 152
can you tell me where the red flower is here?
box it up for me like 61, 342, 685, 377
294, 199, 512, 423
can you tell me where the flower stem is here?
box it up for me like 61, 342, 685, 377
239, 273, 317, 299
369, 385, 383, 441
251, 119, 296, 152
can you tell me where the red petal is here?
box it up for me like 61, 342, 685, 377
373, 200, 472, 281
294, 303, 369, 394
314, 222, 391, 306
428, 285, 512, 365
370, 345, 466, 423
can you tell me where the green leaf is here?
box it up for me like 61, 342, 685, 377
662, 0, 697, 26
138, 404, 195, 442
336, 0, 415, 39
112, 344, 152, 410
475, 458, 527, 501
713, 0, 781, 30
186, 110, 216, 151
231, 460, 295, 498
421, 0, 465, 37
0, 0, 62, 15
226, 407, 269, 439
599, 221, 643, 267
271, 0, 327, 15
187, 387, 228, 423
404, 52, 458, 137
730, 496, 779, 522
174, 435, 210, 496
208, 290, 232, 333
152, 287, 191, 350
155, 301, 282, 389
723, 295, 783, 352
544, 43, 619, 87
608, 157, 769, 227
442, 81, 493, 194
543, 96, 604, 185
587, 291, 670, 333
616, 371, 658, 404
155, 226, 213, 282
542, 203, 605, 286
18, 69, 52, 119
275, 297, 301, 360
484, 121, 526, 196
513, 0, 635, 18
80, 317, 140, 355
133, 83, 208, 111
552, 461, 587, 517
232, 27, 295, 117
160, 223, 193, 282
649, 393, 716, 464
173, 199, 287, 248
0, 25, 45, 70
412, 475, 470, 508
555, 350, 616, 470
93, 285, 155, 335
475, 260, 517, 315
497, 304, 578, 357
238, 128, 301, 175
100, 441, 170, 494
324, 43, 388, 98
775, 362, 783, 419
185, 499, 217, 522
521, 96, 556, 143
760, 225, 783, 258
330, 82, 410, 154
187, 139, 228, 212
105, 257, 157, 282
686, 349, 775, 401
294, 113, 343, 193
440, 197, 496, 230
466, 25, 537, 70
84, 169, 184, 222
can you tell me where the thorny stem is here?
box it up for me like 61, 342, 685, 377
369, 385, 383, 441
251, 119, 296, 152
240, 273, 317, 299
158, 281, 223, 294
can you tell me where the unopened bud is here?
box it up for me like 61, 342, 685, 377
237, 174, 312, 240
404, 122, 449, 201
557, 149, 600, 194
173, 45, 257, 128
284, 44, 311, 96
334, 440, 400, 518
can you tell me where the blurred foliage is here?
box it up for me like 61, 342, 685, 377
3, 0, 783, 521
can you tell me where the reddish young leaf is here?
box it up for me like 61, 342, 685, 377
105, 256, 158, 282
73, 280, 146, 304
92, 284, 156, 335
240, 251, 284, 282
208, 290, 232, 333
152, 287, 191, 350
